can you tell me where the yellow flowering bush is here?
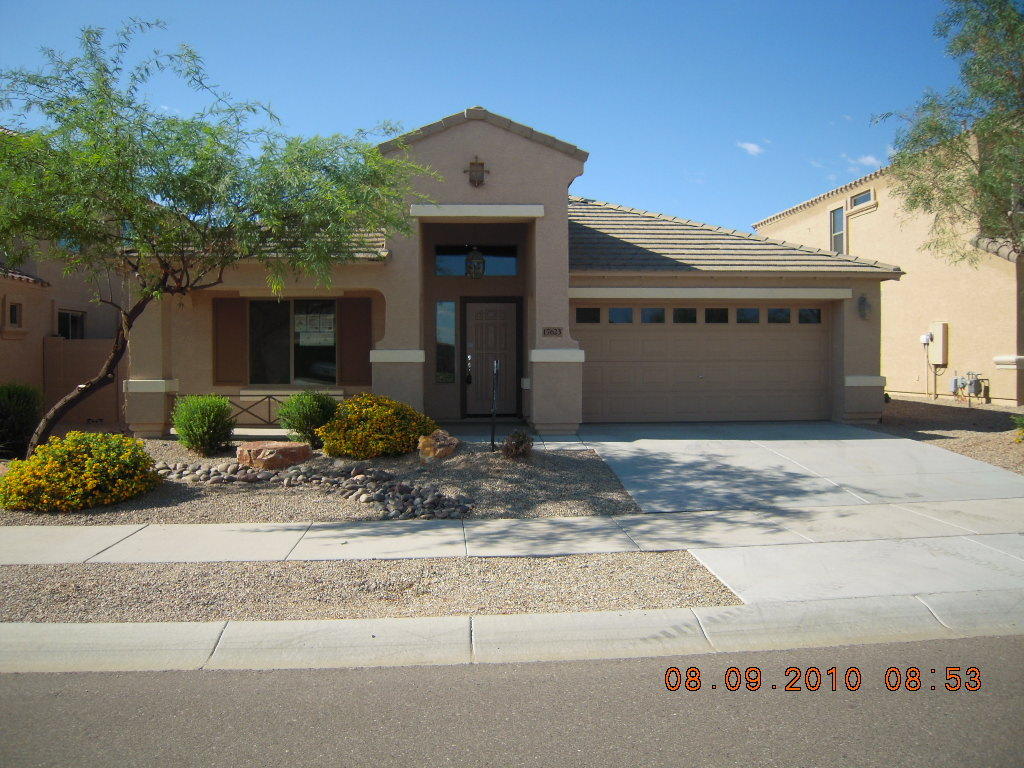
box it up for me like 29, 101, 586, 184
0, 432, 160, 512
316, 393, 438, 459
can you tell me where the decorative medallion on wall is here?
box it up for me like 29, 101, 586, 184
464, 156, 489, 187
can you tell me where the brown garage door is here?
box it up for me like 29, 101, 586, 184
574, 303, 832, 422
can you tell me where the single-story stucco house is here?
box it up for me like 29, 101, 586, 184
123, 107, 903, 436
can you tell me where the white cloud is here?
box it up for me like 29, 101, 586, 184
809, 159, 824, 169
842, 114, 853, 122
736, 141, 764, 156
855, 154, 882, 168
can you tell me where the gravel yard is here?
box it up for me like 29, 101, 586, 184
868, 395, 1024, 475
0, 551, 739, 622
0, 440, 639, 525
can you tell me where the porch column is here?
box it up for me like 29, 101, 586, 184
833, 282, 886, 422
124, 296, 176, 436
526, 211, 583, 434
370, 230, 425, 410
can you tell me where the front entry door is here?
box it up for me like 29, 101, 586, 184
463, 300, 519, 416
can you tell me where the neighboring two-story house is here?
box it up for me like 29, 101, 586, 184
755, 168, 1022, 406
123, 108, 902, 435
1, 257, 124, 425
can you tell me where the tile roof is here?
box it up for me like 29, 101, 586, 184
568, 197, 902, 275
0, 264, 49, 286
379, 107, 589, 163
972, 235, 1018, 263
752, 167, 888, 229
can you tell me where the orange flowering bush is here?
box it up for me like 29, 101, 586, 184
0, 432, 160, 512
316, 393, 438, 459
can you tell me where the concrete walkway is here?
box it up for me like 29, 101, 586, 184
3, 498, 1023, 571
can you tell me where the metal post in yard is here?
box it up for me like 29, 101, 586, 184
490, 358, 499, 451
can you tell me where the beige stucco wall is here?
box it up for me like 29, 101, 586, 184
382, 116, 585, 431
756, 173, 1021, 404
1, 279, 50, 391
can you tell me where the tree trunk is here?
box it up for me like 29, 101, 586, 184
25, 294, 153, 457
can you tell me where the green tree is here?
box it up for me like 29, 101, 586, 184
0, 21, 428, 455
883, 0, 1024, 262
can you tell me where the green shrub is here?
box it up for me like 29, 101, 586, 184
501, 429, 534, 459
1013, 414, 1024, 443
0, 431, 160, 512
276, 390, 337, 448
172, 395, 236, 456
316, 392, 438, 459
0, 383, 42, 458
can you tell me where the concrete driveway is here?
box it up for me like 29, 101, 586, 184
579, 421, 1024, 512
579, 422, 1024, 603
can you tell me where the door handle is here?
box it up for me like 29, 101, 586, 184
465, 354, 473, 384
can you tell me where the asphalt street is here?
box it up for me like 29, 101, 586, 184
0, 635, 1020, 767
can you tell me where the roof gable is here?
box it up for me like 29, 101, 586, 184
568, 197, 902, 276
379, 107, 588, 163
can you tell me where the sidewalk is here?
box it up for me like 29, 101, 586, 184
1, 589, 1021, 672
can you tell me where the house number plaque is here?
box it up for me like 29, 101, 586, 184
542, 327, 563, 337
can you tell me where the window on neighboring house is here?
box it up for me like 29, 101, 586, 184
799, 308, 823, 324
608, 307, 633, 324
672, 308, 697, 323
435, 301, 456, 383
8, 302, 23, 327
850, 190, 872, 207
435, 245, 518, 277
58, 310, 86, 339
830, 207, 845, 253
705, 308, 729, 324
641, 308, 665, 324
575, 307, 601, 324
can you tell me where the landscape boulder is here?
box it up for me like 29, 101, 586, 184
236, 441, 313, 470
417, 429, 460, 461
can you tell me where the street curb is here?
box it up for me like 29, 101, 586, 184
0, 589, 1021, 673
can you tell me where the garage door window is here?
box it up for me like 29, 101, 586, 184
799, 308, 822, 324
736, 308, 760, 324
705, 308, 729, 324
608, 308, 633, 324
575, 307, 601, 324
641, 308, 665, 324
767, 308, 791, 323
672, 308, 697, 324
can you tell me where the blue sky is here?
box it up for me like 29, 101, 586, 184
1, 0, 960, 231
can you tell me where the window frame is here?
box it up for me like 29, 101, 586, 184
608, 307, 634, 324
640, 307, 666, 324
798, 307, 823, 325
850, 189, 873, 208
672, 307, 697, 324
57, 309, 86, 339
829, 206, 845, 253
704, 307, 730, 324
8, 302, 23, 328
435, 300, 457, 383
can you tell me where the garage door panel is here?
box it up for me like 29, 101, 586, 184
574, 302, 832, 422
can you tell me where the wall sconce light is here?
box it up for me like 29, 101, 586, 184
857, 294, 870, 319
465, 247, 485, 279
